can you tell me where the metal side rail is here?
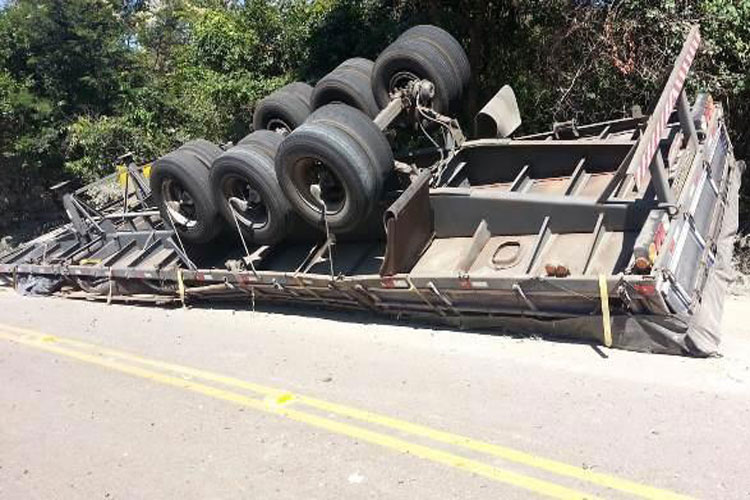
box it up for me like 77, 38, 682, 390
0, 26, 741, 356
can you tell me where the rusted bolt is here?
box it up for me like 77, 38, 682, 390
633, 257, 652, 274
545, 263, 570, 278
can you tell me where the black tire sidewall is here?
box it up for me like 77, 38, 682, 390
210, 147, 291, 245
237, 130, 285, 160
150, 150, 222, 244
338, 57, 374, 76
372, 37, 454, 113
253, 82, 313, 132
311, 69, 380, 118
276, 123, 378, 233
399, 25, 470, 90
307, 104, 393, 179
179, 139, 223, 169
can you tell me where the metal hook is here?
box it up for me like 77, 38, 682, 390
310, 183, 335, 279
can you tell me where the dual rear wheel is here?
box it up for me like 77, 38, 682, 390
275, 104, 393, 234
210, 131, 297, 245
372, 25, 470, 113
152, 106, 394, 245
151, 132, 297, 246
311, 58, 380, 118
252, 82, 314, 134
151, 25, 469, 246
150, 142, 224, 245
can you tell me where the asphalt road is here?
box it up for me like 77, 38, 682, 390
1, 288, 749, 499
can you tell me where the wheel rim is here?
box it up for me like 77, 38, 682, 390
266, 118, 293, 135
161, 177, 198, 228
221, 175, 270, 230
388, 70, 420, 95
291, 158, 347, 216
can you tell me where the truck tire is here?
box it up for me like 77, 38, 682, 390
398, 25, 470, 91
371, 35, 462, 113
253, 82, 313, 133
311, 58, 380, 118
210, 144, 294, 245
150, 149, 223, 244
275, 105, 392, 233
307, 104, 393, 178
338, 57, 375, 74
283, 81, 314, 103
237, 130, 284, 160
178, 139, 223, 169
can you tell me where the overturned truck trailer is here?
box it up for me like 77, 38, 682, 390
0, 26, 742, 356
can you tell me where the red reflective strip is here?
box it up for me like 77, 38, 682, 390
634, 284, 656, 296
704, 97, 715, 123
654, 223, 667, 251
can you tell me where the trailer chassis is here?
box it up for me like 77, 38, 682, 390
0, 26, 742, 356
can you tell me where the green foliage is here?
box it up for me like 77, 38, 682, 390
190, 7, 259, 73
65, 114, 165, 181
0, 0, 135, 117
0, 0, 749, 225
0, 70, 57, 166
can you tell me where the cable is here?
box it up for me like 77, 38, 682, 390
311, 182, 335, 279
415, 89, 458, 187
228, 199, 259, 278
415, 92, 444, 186
163, 204, 197, 270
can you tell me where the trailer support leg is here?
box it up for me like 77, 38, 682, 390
649, 151, 675, 206
677, 90, 699, 150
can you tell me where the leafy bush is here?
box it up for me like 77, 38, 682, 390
0, 0, 748, 227
64, 115, 168, 180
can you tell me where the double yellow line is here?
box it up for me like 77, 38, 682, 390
0, 323, 691, 500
